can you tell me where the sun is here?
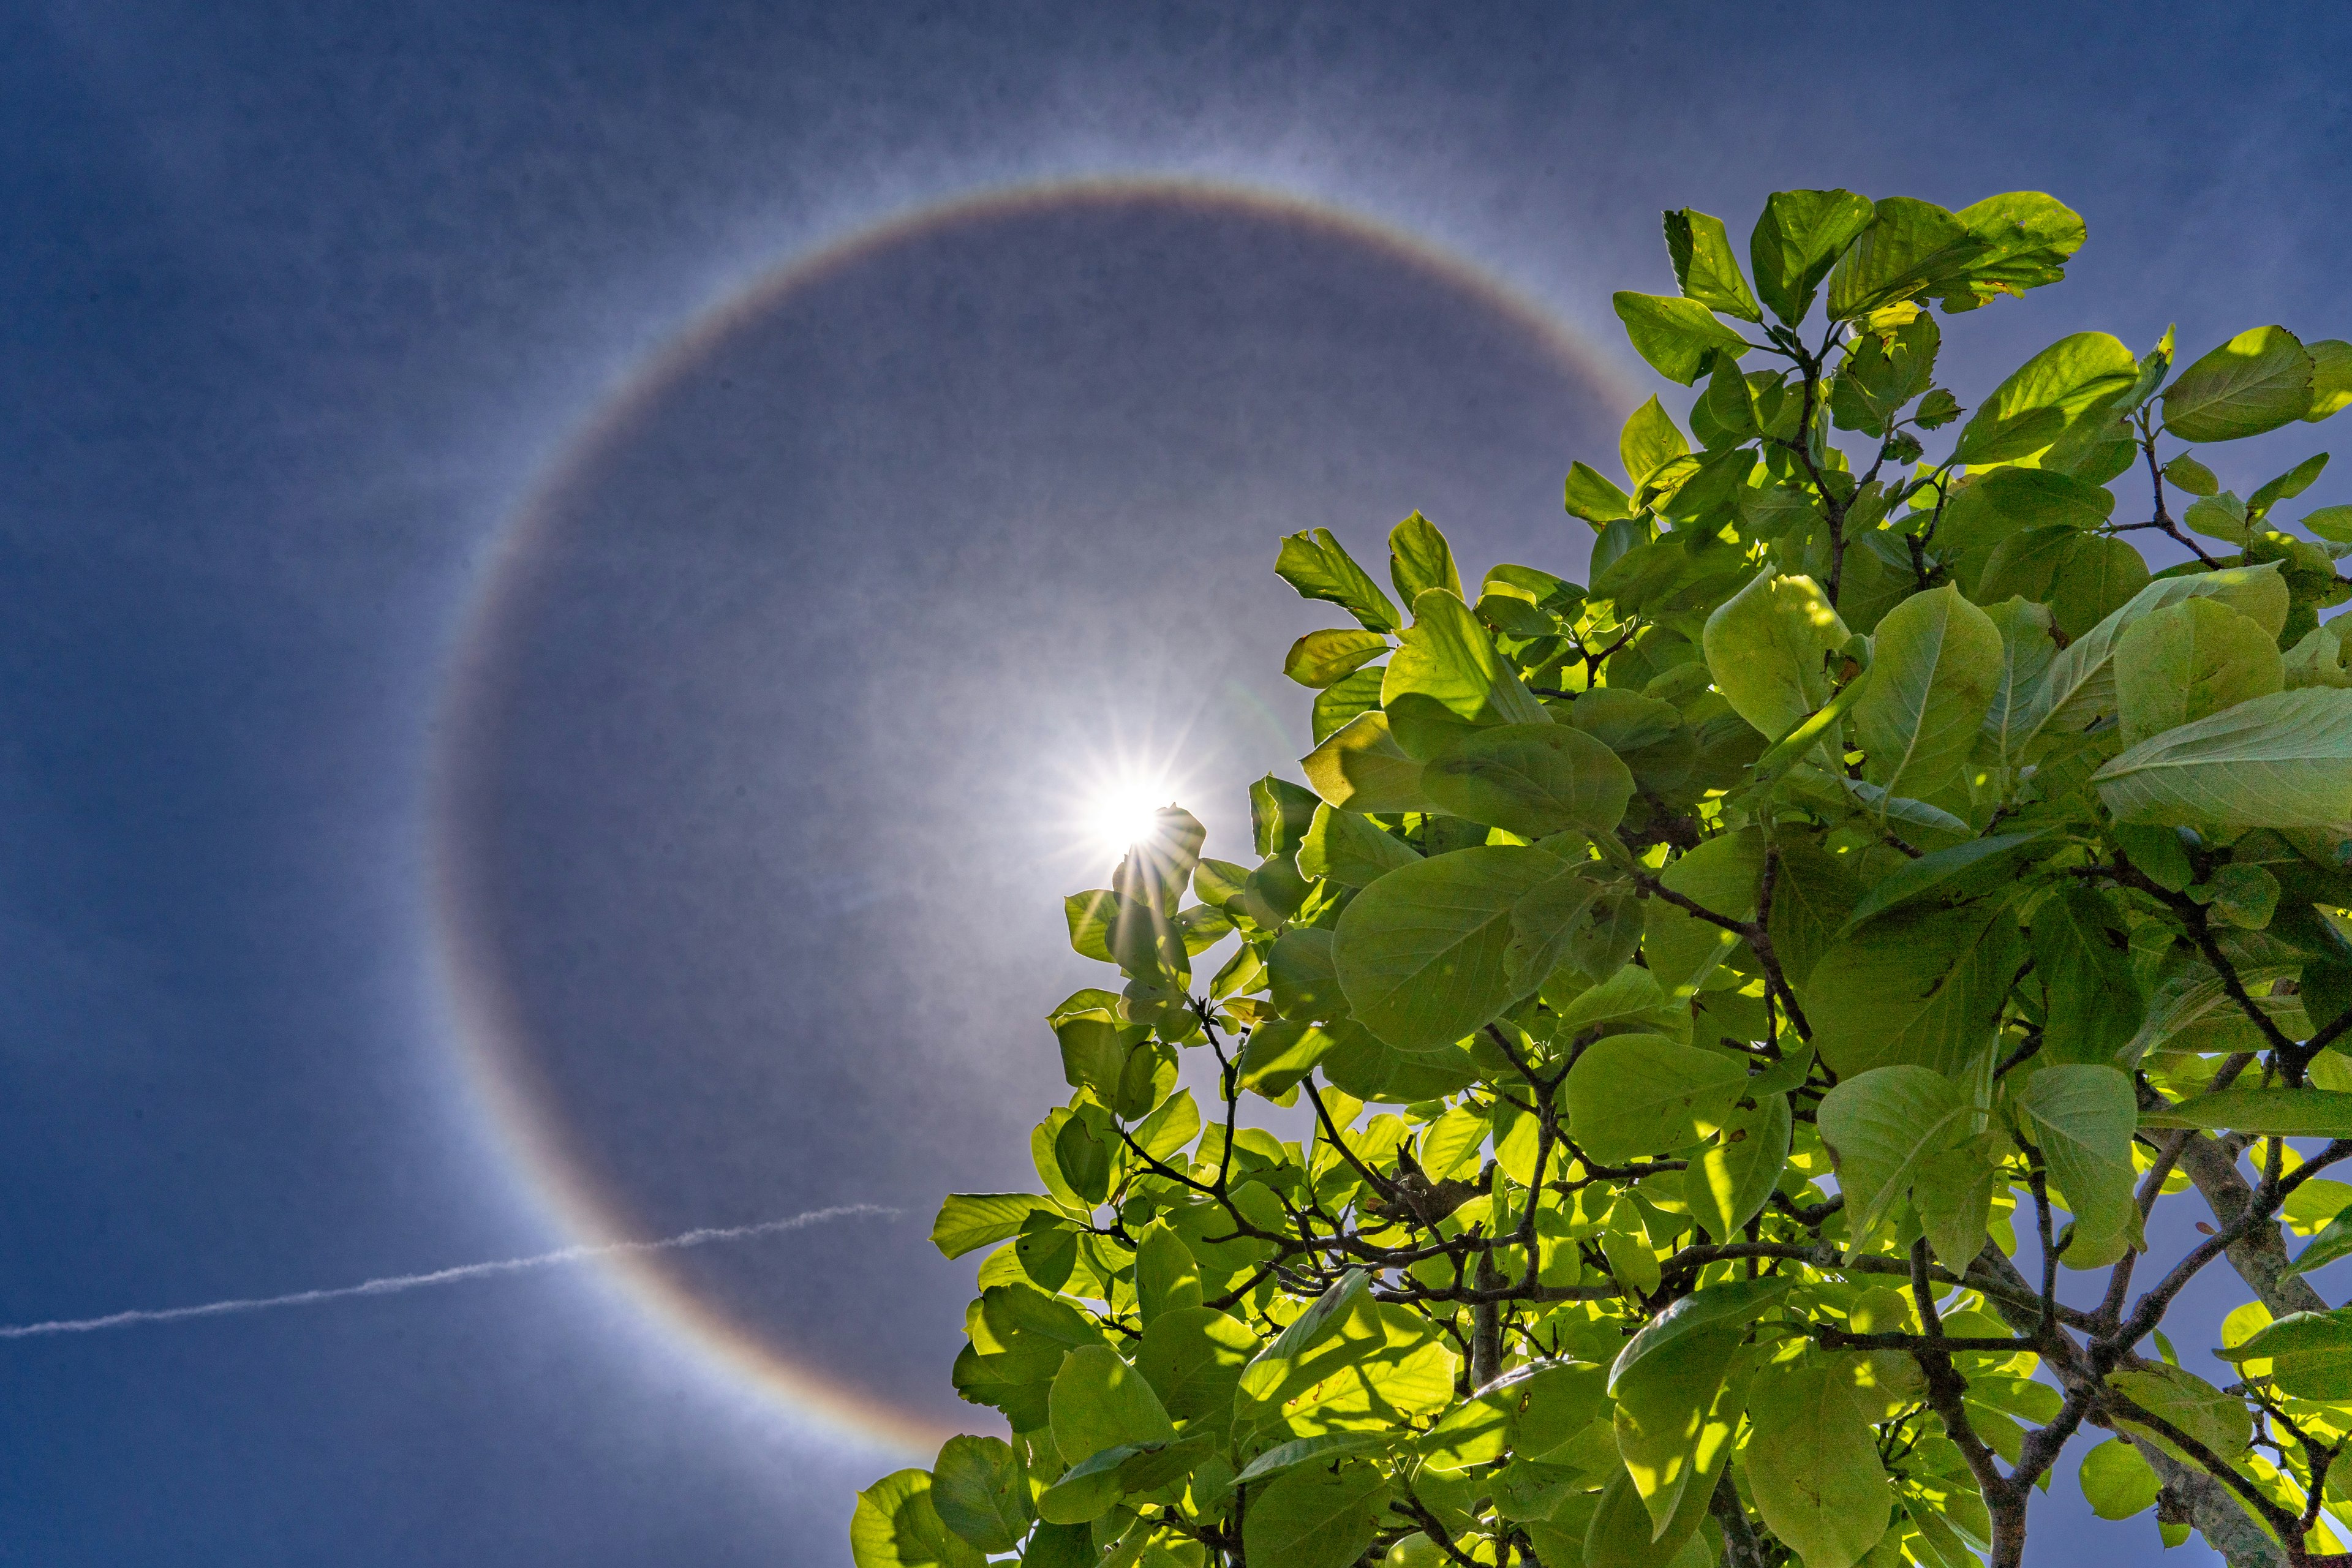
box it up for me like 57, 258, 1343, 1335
1077, 768, 1185, 867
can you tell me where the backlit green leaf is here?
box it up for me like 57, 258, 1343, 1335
1422, 722, 1635, 839
1953, 331, 2139, 464
2076, 1438, 2160, 1520
1665, 208, 1763, 323
1241, 1460, 1390, 1568
852, 1469, 987, 1568
1817, 1066, 1975, 1243
930, 1436, 1031, 1553
1613, 291, 1752, 385
1683, 1091, 1792, 1243
2163, 325, 2317, 442
1335, 846, 1562, 1050
1851, 584, 2003, 801
1566, 1034, 1749, 1166
1389, 511, 1464, 603
2095, 687, 2352, 828
1702, 570, 1848, 739
1743, 1363, 1892, 1568
2114, 596, 2283, 745
1300, 712, 1433, 815
1749, 189, 1876, 326
1283, 628, 1390, 688
1276, 529, 1403, 632
2138, 1087, 2352, 1136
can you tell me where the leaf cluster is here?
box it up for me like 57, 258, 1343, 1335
858, 189, 2352, 1568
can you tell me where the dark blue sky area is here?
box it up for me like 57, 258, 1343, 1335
2, 3, 2348, 1563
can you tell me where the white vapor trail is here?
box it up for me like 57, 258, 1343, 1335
0, 1204, 895, 1340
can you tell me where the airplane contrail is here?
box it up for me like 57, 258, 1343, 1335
0, 1204, 895, 1340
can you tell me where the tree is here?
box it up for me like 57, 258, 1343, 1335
852, 188, 2352, 1568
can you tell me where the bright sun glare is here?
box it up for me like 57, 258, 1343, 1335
1080, 772, 1180, 865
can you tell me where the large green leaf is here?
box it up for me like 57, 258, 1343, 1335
1852, 584, 2003, 801
1565, 1034, 1747, 1164
1135, 1305, 1257, 1421
1275, 529, 1402, 632
1335, 846, 1562, 1050
2030, 884, 2144, 1066
1613, 292, 1752, 385
1382, 589, 1549, 757
1243, 1462, 1392, 1568
1642, 826, 1765, 997
1913, 1137, 2006, 1273
1300, 712, 1433, 814
2076, 1438, 2162, 1520
1980, 598, 2058, 769
1683, 1091, 1792, 1243
1664, 208, 1762, 322
2215, 1308, 2352, 1399
1610, 1277, 1792, 1393
929, 1436, 1031, 1553
2114, 597, 2285, 747
932, 1193, 1061, 1259
1297, 803, 1420, 887
1283, 628, 1390, 688
1806, 900, 2018, 1079
2094, 687, 2352, 828
1565, 461, 1637, 525
2139, 1087, 2352, 1136
1620, 396, 1691, 489
1838, 831, 2048, 935
1749, 189, 1876, 326
1817, 1066, 1975, 1243
2012, 1065, 2139, 1261
852, 1470, 988, 1568
1506, 864, 1612, 990
2162, 325, 2318, 442
2106, 1363, 2250, 1466
1702, 570, 1847, 739
1615, 1334, 1753, 1534
1953, 331, 2140, 464
1975, 527, 2150, 641
2019, 563, 2289, 751
1389, 511, 1463, 604
1421, 722, 1635, 838
1742, 1364, 1893, 1568
1825, 197, 1983, 320
1050, 1344, 1176, 1468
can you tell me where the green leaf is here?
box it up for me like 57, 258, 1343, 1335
852, 1469, 987, 1568
2215, 1307, 2352, 1399
1664, 208, 1763, 323
1642, 826, 1764, 998
2163, 452, 2221, 497
1609, 1277, 1790, 1395
2182, 491, 2249, 545
1275, 529, 1403, 632
1683, 1091, 1792, 1243
1389, 511, 1464, 604
1621, 396, 1690, 489
1050, 1344, 1176, 1468
1852, 584, 2003, 802
1838, 831, 2049, 936
1334, 846, 1562, 1050
1241, 1460, 1390, 1568
1913, 1137, 2005, 1273
1749, 189, 1877, 326
1583, 1464, 1720, 1568
2019, 562, 2290, 752
1826, 197, 1985, 320
1283, 628, 1390, 688
2304, 338, 2352, 422
1234, 1433, 1393, 1485
1421, 722, 1636, 839
1268, 929, 1345, 1022
1742, 1364, 1893, 1568
1136, 1305, 1258, 1420
1953, 331, 2141, 464
930, 1436, 1031, 1553
2249, 451, 2329, 517
1565, 461, 1637, 526
1134, 1222, 1203, 1322
1251, 777, 1321, 860
1941, 191, 2088, 309
2095, 687, 2352, 828
1566, 1034, 1747, 1164
1614, 1333, 1753, 1535
2139, 1087, 2352, 1135
2077, 1438, 2160, 1521
1702, 570, 1848, 739
2116, 597, 2285, 750
2285, 1205, 2352, 1279
1301, 713, 1432, 815
1975, 528, 2150, 641
1382, 589, 1549, 757
1055, 1114, 1112, 1203
2031, 885, 2144, 1066
2301, 503, 2352, 545
2163, 325, 2318, 442
1817, 1066, 1975, 1242
1506, 864, 1611, 990
2106, 1363, 2250, 1466
1613, 292, 1751, 386
1297, 804, 1420, 887
932, 1193, 1060, 1259
2013, 1065, 2140, 1259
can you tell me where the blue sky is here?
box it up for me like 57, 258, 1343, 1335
2, 2, 2348, 1562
